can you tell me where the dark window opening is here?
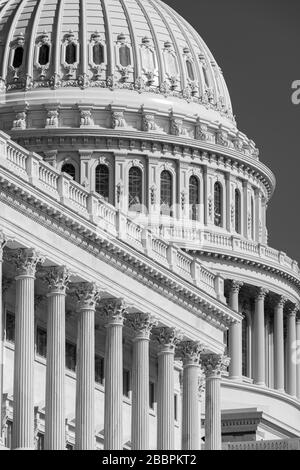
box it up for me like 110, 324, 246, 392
189, 175, 199, 221
95, 164, 109, 200
123, 369, 130, 398
95, 355, 104, 385
93, 43, 104, 65
65, 43, 77, 65
66, 341, 76, 372
149, 382, 155, 410
4, 420, 13, 449
160, 170, 173, 217
119, 45, 131, 67
128, 166, 142, 211
36, 433, 45, 450
235, 189, 241, 234
5, 311, 15, 343
13, 47, 24, 68
66, 443, 74, 450
214, 182, 222, 227
174, 394, 178, 421
36, 327, 47, 358
61, 163, 76, 180
186, 60, 195, 81
38, 44, 50, 65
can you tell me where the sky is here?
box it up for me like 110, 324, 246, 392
164, 0, 300, 262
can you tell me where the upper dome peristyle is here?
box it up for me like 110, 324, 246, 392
0, 0, 233, 121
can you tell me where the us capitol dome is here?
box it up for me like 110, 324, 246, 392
0, 0, 299, 452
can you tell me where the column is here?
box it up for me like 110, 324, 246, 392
180, 341, 203, 450
12, 248, 43, 450
228, 280, 243, 381
102, 298, 127, 450
201, 353, 230, 450
75, 283, 100, 450
286, 306, 297, 397
127, 313, 157, 450
45, 267, 69, 450
155, 327, 182, 450
198, 375, 206, 450
296, 316, 300, 400
0, 233, 6, 445
253, 288, 269, 386
274, 296, 286, 392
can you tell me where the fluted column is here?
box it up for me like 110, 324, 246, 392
296, 316, 300, 401
253, 288, 269, 386
179, 341, 203, 450
127, 313, 157, 450
12, 249, 44, 450
75, 283, 100, 450
102, 299, 127, 450
155, 327, 182, 450
286, 306, 298, 397
228, 281, 243, 381
274, 296, 286, 392
45, 267, 69, 450
0, 233, 6, 446
201, 353, 230, 450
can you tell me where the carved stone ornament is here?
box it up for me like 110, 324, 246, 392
46, 109, 59, 128
12, 112, 27, 130
80, 109, 94, 127
255, 287, 269, 301
276, 295, 288, 309
142, 113, 158, 132
10, 248, 45, 277
100, 298, 128, 325
216, 125, 229, 147
45, 266, 70, 294
195, 118, 209, 141
112, 111, 126, 129
126, 312, 158, 340
153, 327, 183, 353
230, 280, 244, 294
170, 116, 188, 137
75, 282, 101, 310
201, 353, 230, 378
178, 341, 204, 365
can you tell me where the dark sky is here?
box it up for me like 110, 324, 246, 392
164, 0, 300, 262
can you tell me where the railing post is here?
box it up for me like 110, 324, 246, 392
191, 259, 200, 287
26, 152, 42, 186
57, 173, 72, 205
142, 228, 153, 257
116, 210, 127, 241
0, 134, 7, 161
166, 244, 178, 272
214, 274, 226, 302
87, 192, 100, 224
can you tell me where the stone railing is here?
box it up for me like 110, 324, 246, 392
0, 131, 219, 298
223, 438, 300, 450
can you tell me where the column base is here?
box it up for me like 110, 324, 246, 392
254, 381, 266, 387
229, 375, 243, 382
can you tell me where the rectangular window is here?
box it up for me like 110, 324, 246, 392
149, 382, 155, 410
5, 311, 15, 343
123, 369, 130, 398
36, 327, 47, 358
66, 341, 76, 372
174, 394, 178, 422
36, 433, 45, 450
5, 421, 13, 449
95, 355, 104, 385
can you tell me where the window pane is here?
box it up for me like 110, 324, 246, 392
149, 382, 155, 410
38, 44, 50, 66
93, 43, 104, 65
66, 341, 76, 371
186, 60, 195, 81
129, 167, 142, 211
123, 369, 130, 398
189, 175, 199, 221
214, 182, 222, 227
61, 163, 76, 180
160, 170, 173, 216
13, 47, 24, 68
95, 355, 104, 385
119, 45, 131, 67
65, 43, 77, 65
6, 312, 15, 343
235, 189, 241, 234
36, 327, 47, 358
95, 165, 109, 200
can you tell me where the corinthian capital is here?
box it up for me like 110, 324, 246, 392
153, 327, 183, 353
201, 353, 230, 378
276, 295, 288, 309
101, 298, 128, 326
46, 266, 70, 294
11, 248, 45, 277
178, 341, 204, 365
0, 232, 7, 260
75, 282, 101, 310
287, 304, 299, 318
230, 280, 243, 294
126, 312, 158, 340
255, 287, 269, 301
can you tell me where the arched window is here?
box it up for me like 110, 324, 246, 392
214, 182, 222, 227
251, 197, 255, 239
61, 163, 76, 180
38, 44, 50, 66
95, 164, 109, 200
235, 189, 241, 234
203, 66, 210, 88
119, 45, 131, 67
65, 43, 77, 65
186, 60, 195, 81
189, 175, 199, 221
13, 47, 24, 68
128, 167, 142, 211
93, 43, 104, 65
160, 170, 173, 216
